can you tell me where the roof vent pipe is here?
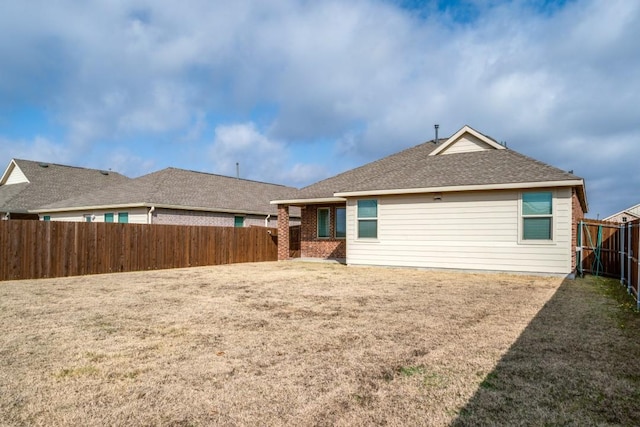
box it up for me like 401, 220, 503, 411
236, 162, 240, 179
434, 124, 439, 144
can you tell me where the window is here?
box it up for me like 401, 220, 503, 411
357, 200, 378, 239
118, 212, 129, 223
522, 192, 552, 240
84, 215, 92, 223
335, 207, 346, 238
43, 216, 50, 221
104, 213, 114, 223
234, 216, 244, 227
317, 208, 330, 238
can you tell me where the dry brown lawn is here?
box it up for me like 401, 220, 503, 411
1, 261, 639, 426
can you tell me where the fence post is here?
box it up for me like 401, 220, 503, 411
578, 220, 583, 277
619, 224, 626, 285
628, 222, 633, 294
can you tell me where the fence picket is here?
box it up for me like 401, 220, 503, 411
578, 219, 640, 309
0, 220, 278, 281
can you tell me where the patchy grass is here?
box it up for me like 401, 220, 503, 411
0, 263, 638, 426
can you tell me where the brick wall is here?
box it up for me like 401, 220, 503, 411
153, 208, 278, 227
301, 204, 346, 259
571, 188, 585, 272
277, 205, 290, 260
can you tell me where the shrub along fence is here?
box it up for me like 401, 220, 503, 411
577, 219, 640, 309
0, 220, 278, 281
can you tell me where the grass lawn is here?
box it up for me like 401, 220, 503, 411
1, 262, 639, 426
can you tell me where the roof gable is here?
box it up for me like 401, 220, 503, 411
0, 159, 130, 213
272, 125, 587, 212
429, 125, 505, 156
0, 159, 29, 185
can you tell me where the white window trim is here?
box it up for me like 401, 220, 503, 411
356, 199, 379, 241
518, 190, 556, 245
335, 207, 346, 239
317, 207, 331, 239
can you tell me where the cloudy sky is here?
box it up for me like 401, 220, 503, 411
0, 0, 638, 218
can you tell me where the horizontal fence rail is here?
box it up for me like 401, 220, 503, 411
578, 219, 640, 309
0, 220, 278, 281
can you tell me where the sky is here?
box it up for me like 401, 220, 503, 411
0, 0, 638, 219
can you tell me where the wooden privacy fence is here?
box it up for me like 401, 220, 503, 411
0, 220, 278, 281
577, 219, 640, 309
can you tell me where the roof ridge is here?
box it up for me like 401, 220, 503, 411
163, 166, 295, 188
13, 158, 122, 175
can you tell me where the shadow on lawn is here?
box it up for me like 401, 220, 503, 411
451, 276, 640, 426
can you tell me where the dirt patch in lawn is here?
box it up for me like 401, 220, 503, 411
1, 262, 638, 426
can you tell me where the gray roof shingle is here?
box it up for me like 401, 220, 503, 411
281, 137, 582, 200
0, 159, 130, 213
38, 167, 300, 216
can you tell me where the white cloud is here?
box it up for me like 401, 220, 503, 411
209, 122, 327, 187
0, 0, 639, 215
0, 136, 72, 165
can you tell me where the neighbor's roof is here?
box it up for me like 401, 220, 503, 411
0, 159, 130, 213
273, 125, 587, 211
35, 167, 301, 217
603, 203, 640, 221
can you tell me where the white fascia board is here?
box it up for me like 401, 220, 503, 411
32, 202, 286, 217
333, 180, 585, 198
31, 203, 149, 213
270, 197, 346, 205
429, 125, 505, 156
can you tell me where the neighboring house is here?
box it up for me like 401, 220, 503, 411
0, 159, 130, 220
603, 203, 640, 223
33, 167, 300, 227
272, 125, 588, 276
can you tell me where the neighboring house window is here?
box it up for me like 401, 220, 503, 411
622, 217, 628, 223
84, 215, 92, 223
104, 213, 114, 223
43, 216, 50, 221
234, 216, 244, 227
118, 212, 129, 223
357, 200, 378, 239
335, 207, 346, 238
317, 208, 330, 238
522, 192, 553, 240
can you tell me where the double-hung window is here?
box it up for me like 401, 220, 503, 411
104, 213, 114, 223
357, 200, 378, 239
522, 192, 553, 240
317, 208, 330, 238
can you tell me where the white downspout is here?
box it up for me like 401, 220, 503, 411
148, 206, 155, 224
265, 214, 271, 228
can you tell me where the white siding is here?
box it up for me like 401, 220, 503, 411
440, 134, 494, 155
4, 164, 29, 185
42, 208, 149, 224
347, 188, 573, 275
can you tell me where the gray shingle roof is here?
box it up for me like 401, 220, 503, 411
284, 138, 582, 200
38, 167, 300, 217
0, 159, 130, 213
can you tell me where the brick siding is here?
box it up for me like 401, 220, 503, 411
153, 208, 279, 227
277, 205, 290, 260
301, 204, 346, 259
